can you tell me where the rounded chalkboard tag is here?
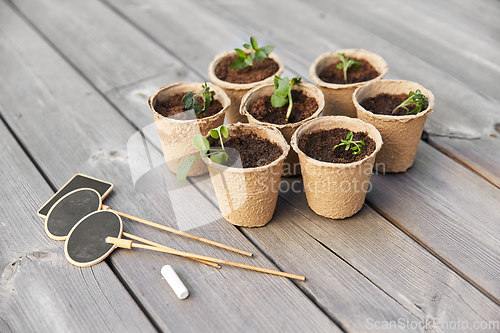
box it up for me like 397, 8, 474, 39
45, 188, 102, 241
65, 210, 123, 267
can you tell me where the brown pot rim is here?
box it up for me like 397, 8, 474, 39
353, 79, 435, 123
148, 82, 230, 123
291, 116, 383, 168
204, 122, 290, 173
239, 81, 325, 129
207, 51, 285, 90
309, 49, 388, 89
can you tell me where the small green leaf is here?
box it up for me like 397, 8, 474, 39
260, 45, 274, 56
193, 135, 210, 154
271, 94, 288, 108
255, 49, 267, 61
210, 152, 228, 165
210, 129, 220, 139
220, 125, 229, 138
338, 53, 346, 63
235, 48, 246, 58
359, 140, 365, 146
243, 43, 252, 50
230, 57, 248, 69
182, 92, 193, 104
275, 77, 290, 96
336, 62, 344, 69
244, 57, 253, 67
274, 75, 281, 89
346, 132, 353, 140
250, 36, 258, 50
177, 156, 197, 183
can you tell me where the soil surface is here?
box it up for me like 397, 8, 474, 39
360, 93, 417, 116
209, 128, 283, 168
318, 58, 380, 84
215, 54, 279, 84
247, 90, 319, 125
154, 92, 223, 120
299, 128, 376, 163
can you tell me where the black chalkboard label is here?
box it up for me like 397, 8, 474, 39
38, 174, 113, 218
46, 188, 102, 240
65, 210, 122, 267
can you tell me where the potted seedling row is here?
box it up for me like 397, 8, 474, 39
148, 82, 230, 177
310, 49, 388, 118
353, 80, 435, 173
178, 123, 289, 227
208, 37, 285, 124
239, 75, 325, 176
291, 116, 383, 219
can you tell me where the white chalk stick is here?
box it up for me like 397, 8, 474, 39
161, 265, 189, 300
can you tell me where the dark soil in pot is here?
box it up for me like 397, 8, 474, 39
319, 58, 380, 84
247, 90, 319, 125
360, 93, 418, 116
154, 92, 223, 120
215, 54, 279, 84
299, 128, 376, 163
210, 128, 283, 168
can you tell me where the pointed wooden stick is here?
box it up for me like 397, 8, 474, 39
102, 205, 253, 257
106, 237, 306, 281
122, 232, 220, 269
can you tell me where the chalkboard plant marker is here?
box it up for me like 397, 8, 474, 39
208, 37, 285, 124
37, 173, 113, 219
148, 82, 230, 177
290, 116, 383, 219
239, 80, 324, 176
204, 123, 290, 227
45, 186, 252, 258
353, 80, 435, 173
310, 49, 388, 118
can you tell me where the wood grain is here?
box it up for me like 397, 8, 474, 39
0, 2, 339, 332
0, 121, 157, 332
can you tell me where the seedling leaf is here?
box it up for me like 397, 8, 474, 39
270, 75, 302, 122
333, 132, 366, 156
230, 37, 274, 69
391, 89, 429, 115
177, 156, 197, 183
336, 53, 361, 83
210, 152, 229, 165
182, 83, 215, 115
193, 135, 210, 155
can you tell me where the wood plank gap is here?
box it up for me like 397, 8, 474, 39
104, 258, 163, 333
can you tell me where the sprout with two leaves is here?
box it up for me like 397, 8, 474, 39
177, 125, 229, 183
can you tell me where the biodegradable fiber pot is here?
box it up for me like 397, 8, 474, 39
353, 80, 435, 173
291, 116, 383, 219
205, 123, 289, 227
208, 51, 285, 124
310, 49, 388, 118
148, 82, 230, 176
239, 82, 324, 177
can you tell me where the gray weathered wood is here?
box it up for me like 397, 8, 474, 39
0, 123, 158, 332
0, 2, 340, 332
9, 0, 182, 93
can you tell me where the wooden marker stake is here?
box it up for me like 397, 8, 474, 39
107, 237, 306, 282
102, 205, 253, 257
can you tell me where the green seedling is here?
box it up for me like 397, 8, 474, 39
230, 36, 275, 69
177, 125, 229, 183
333, 132, 365, 156
181, 83, 215, 115
271, 75, 302, 122
391, 89, 429, 115
336, 53, 361, 83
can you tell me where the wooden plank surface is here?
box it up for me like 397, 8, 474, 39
0, 124, 158, 332
0, 2, 340, 332
164, 0, 500, 189
102, 0, 500, 306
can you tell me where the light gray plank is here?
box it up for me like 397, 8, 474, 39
0, 123, 158, 332
165, 0, 500, 188
0, 2, 339, 332
9, 0, 182, 93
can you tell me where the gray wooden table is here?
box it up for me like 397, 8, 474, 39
1, 0, 500, 332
